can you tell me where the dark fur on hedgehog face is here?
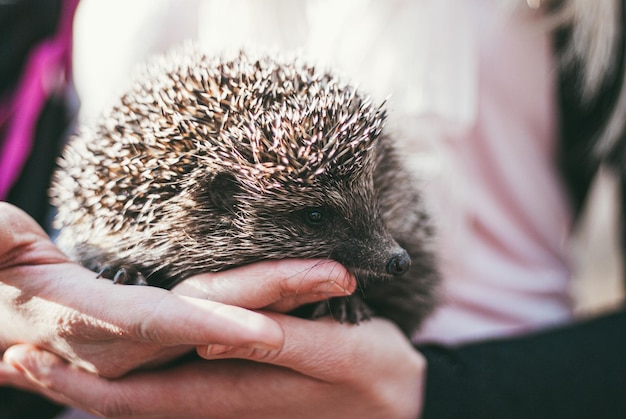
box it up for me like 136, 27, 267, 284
181, 158, 407, 287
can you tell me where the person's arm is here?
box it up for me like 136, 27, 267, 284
419, 308, 626, 419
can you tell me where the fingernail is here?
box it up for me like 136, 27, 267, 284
4, 352, 40, 381
312, 280, 352, 295
5, 358, 26, 374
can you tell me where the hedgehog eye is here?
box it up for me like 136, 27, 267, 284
304, 209, 325, 226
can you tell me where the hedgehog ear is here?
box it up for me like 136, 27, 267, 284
208, 171, 240, 214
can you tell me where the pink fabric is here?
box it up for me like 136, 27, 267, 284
414, 7, 574, 345
0, 0, 79, 200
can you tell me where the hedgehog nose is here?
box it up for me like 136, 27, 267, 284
387, 250, 411, 276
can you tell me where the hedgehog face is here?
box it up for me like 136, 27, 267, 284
264, 185, 411, 282
189, 161, 411, 285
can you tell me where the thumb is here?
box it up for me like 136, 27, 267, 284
3, 344, 83, 409
4, 344, 66, 386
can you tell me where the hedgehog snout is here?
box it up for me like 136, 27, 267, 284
386, 249, 411, 276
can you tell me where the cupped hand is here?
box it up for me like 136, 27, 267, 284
4, 315, 425, 419
0, 202, 355, 379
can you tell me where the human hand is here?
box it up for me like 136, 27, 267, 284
0, 202, 355, 379
3, 315, 425, 418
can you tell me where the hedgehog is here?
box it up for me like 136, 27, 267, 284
50, 46, 439, 337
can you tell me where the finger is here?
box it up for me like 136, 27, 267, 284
132, 292, 285, 349
199, 315, 415, 382
39, 259, 352, 349
173, 259, 356, 312
5, 264, 263, 378
70, 272, 287, 349
20, 262, 285, 351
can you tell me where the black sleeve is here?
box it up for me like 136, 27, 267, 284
418, 307, 626, 419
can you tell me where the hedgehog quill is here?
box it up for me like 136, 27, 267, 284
50, 47, 439, 337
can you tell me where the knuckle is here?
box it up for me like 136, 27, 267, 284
245, 346, 277, 362
204, 345, 280, 363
